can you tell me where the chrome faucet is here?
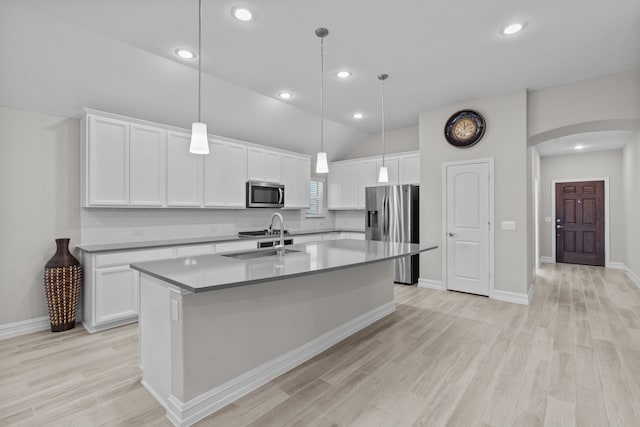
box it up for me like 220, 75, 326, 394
270, 212, 285, 256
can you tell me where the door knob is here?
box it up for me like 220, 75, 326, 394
556, 225, 564, 229
448, 232, 457, 237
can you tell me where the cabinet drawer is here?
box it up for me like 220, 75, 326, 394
175, 244, 215, 257
95, 248, 174, 268
215, 240, 256, 254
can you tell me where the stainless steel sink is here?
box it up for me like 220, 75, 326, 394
222, 248, 300, 260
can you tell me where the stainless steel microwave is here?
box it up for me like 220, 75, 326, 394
246, 181, 285, 208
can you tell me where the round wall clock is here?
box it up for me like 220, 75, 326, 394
444, 110, 486, 148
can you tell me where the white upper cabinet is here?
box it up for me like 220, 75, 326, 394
247, 147, 282, 183
341, 162, 361, 209
82, 110, 310, 210
166, 131, 203, 207
204, 138, 247, 208
327, 162, 360, 210
399, 152, 420, 184
86, 115, 129, 206
129, 124, 166, 206
327, 163, 343, 209
281, 154, 311, 209
328, 151, 419, 210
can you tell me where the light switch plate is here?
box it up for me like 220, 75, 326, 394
544, 217, 552, 223
501, 221, 516, 231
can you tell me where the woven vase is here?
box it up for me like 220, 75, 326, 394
44, 238, 82, 332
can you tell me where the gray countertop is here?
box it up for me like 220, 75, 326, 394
77, 228, 365, 253
131, 239, 437, 293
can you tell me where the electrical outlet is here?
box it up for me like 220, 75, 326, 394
544, 217, 552, 223
501, 221, 516, 231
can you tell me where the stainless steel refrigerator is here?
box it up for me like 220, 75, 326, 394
365, 184, 419, 284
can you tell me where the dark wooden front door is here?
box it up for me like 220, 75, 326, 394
555, 181, 605, 266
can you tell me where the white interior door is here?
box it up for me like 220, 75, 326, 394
445, 161, 490, 296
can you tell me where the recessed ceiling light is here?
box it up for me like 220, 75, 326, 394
175, 48, 196, 59
574, 144, 585, 150
232, 7, 253, 22
352, 112, 363, 119
337, 71, 352, 79
502, 23, 523, 35
279, 92, 293, 100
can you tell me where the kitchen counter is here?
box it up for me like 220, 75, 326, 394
136, 239, 437, 425
131, 239, 436, 293
77, 228, 365, 253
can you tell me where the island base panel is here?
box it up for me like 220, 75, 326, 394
139, 260, 395, 427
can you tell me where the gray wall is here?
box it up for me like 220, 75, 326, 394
419, 90, 529, 295
623, 133, 640, 277
341, 126, 418, 160
538, 149, 625, 263
0, 107, 81, 325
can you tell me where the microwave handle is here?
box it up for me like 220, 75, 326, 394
278, 187, 284, 204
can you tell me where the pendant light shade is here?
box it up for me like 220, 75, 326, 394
315, 27, 329, 173
316, 152, 329, 173
378, 73, 389, 183
378, 166, 389, 183
189, 0, 209, 154
190, 122, 209, 154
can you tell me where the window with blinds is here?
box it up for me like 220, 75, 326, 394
305, 178, 325, 217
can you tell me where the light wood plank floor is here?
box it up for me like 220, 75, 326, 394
2, 263, 640, 426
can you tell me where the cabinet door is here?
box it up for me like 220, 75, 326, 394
264, 151, 282, 183
87, 115, 129, 205
205, 140, 247, 207
247, 147, 266, 182
327, 163, 343, 209
130, 124, 166, 206
342, 162, 361, 209
248, 147, 282, 183
281, 154, 299, 208
204, 139, 226, 206
225, 143, 248, 207
399, 153, 420, 184
167, 132, 203, 207
94, 266, 138, 325
297, 157, 311, 208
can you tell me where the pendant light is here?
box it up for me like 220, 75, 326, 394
315, 28, 329, 173
378, 73, 389, 183
189, 0, 209, 154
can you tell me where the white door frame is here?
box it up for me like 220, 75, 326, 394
550, 177, 610, 266
442, 158, 495, 297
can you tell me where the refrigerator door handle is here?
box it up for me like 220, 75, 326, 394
384, 196, 390, 236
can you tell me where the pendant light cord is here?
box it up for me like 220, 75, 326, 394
320, 35, 324, 153
379, 74, 388, 167
198, 0, 202, 122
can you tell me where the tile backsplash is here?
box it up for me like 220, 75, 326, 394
81, 208, 335, 244
333, 210, 365, 230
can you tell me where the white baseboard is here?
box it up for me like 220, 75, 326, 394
164, 301, 396, 427
418, 278, 444, 290
607, 262, 626, 270
0, 316, 50, 340
540, 256, 554, 264
626, 268, 640, 289
492, 289, 529, 305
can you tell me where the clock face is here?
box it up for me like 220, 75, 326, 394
444, 110, 486, 148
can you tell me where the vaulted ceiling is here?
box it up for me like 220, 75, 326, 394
1, 0, 639, 159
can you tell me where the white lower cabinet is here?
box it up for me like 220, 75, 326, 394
82, 231, 364, 332
94, 266, 138, 325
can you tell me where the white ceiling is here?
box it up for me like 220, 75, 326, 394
1, 0, 639, 159
535, 131, 635, 157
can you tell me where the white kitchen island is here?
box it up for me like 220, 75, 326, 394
131, 239, 436, 427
